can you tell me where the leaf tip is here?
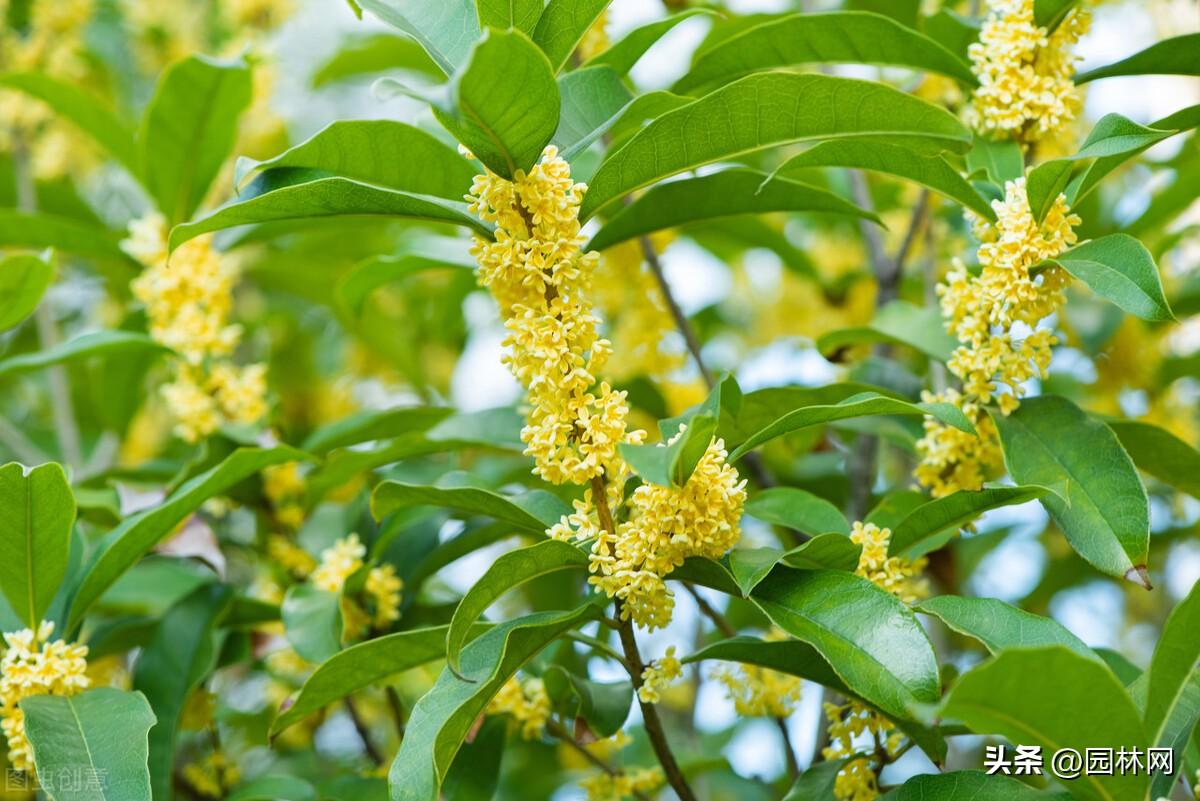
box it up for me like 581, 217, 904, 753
1124, 564, 1152, 590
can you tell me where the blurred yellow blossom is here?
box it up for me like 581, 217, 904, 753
488, 676, 550, 739
365, 563, 403, 627
312, 534, 365, 593
182, 751, 240, 799
638, 646, 682, 704
711, 630, 802, 717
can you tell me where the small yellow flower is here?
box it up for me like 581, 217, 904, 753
638, 646, 683, 704
487, 676, 550, 739
182, 751, 239, 799
365, 563, 403, 627
850, 522, 928, 604
311, 534, 366, 593
268, 534, 316, 578
823, 701, 904, 801
711, 630, 802, 717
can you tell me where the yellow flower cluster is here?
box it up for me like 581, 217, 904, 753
966, 0, 1090, 144
488, 676, 550, 740
917, 179, 1080, 495
364, 563, 403, 628
0, 0, 96, 178
182, 751, 240, 799
576, 11, 610, 63
580, 766, 663, 801
467, 146, 645, 486
309, 534, 402, 630
711, 630, 802, 717
592, 239, 686, 382
264, 461, 307, 530
268, 534, 316, 578
823, 701, 904, 801
311, 534, 365, 592
637, 647, 683, 704
124, 213, 268, 442
850, 522, 928, 605
0, 623, 90, 773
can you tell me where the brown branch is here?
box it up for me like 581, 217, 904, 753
344, 697, 385, 766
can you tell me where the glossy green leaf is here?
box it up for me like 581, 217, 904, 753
67, 446, 304, 630
1071, 105, 1200, 202
771, 140, 995, 220
782, 758, 847, 801
888, 485, 1056, 558
966, 136, 1024, 185
1107, 419, 1200, 498
730, 538, 862, 593
917, 596, 1096, 659
388, 602, 603, 801
356, 0, 480, 74
235, 120, 476, 200
272, 625, 478, 736
22, 688, 155, 801
751, 569, 942, 711
439, 29, 559, 179
668, 556, 742, 597
0, 331, 169, 378
169, 174, 490, 250
445, 540, 588, 675
302, 406, 452, 455
940, 646, 1149, 801
0, 462, 75, 629
991, 396, 1150, 585
337, 250, 474, 319
0, 251, 52, 333
282, 584, 344, 663
621, 414, 717, 488
553, 66, 633, 161
0, 73, 140, 178
226, 776, 317, 801
1033, 0, 1081, 31
730, 392, 974, 462
133, 583, 233, 801
1144, 581, 1200, 799
583, 10, 714, 76
1077, 34, 1200, 83
882, 771, 1070, 800
922, 10, 981, 60
140, 55, 252, 224
587, 169, 877, 252
531, 0, 610, 73
1045, 234, 1174, 322
580, 72, 970, 220
311, 33, 443, 86
372, 480, 570, 533
745, 487, 851, 537
818, 300, 959, 362
0, 211, 132, 263
674, 12, 976, 95
542, 666, 632, 738
476, 0, 542, 33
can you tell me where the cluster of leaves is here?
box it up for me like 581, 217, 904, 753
0, 1, 1198, 800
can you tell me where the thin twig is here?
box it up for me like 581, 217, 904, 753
546, 719, 653, 801
923, 218, 949, 395
343, 697, 385, 766
566, 630, 630, 669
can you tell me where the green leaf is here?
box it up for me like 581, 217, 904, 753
882, 771, 1070, 800
888, 485, 1056, 558
0, 73, 140, 179
0, 251, 53, 332
771, 140, 996, 221
1044, 234, 1174, 322
388, 602, 603, 801
442, 717, 506, 801
67, 446, 304, 630
0, 331, 170, 378
745, 487, 851, 537
731, 537, 862, 590
169, 174, 490, 251
133, 583, 233, 801
1033, 0, 1081, 31
1107, 419, 1200, 498
1072, 105, 1200, 203
730, 392, 974, 462
542, 666, 632, 738
586, 168, 878, 252
1077, 34, 1200, 83
271, 625, 475, 736
621, 414, 717, 488
940, 646, 1149, 801
0, 211, 132, 264
282, 584, 344, 663
371, 481, 571, 533
302, 406, 452, 455
356, 0, 481, 74
445, 540, 588, 676
1144, 581, 1200, 799
0, 462, 75, 629
674, 12, 976, 95
553, 66, 633, 161
991, 396, 1150, 585
916, 596, 1096, 660
140, 55, 252, 224
226, 776, 317, 801
337, 251, 474, 319
311, 33, 443, 86
440, 28, 559, 179
817, 300, 959, 362
580, 72, 970, 221
781, 758, 848, 801
921, 10, 981, 61
21, 688, 156, 801
531, 0, 610, 73
583, 10, 714, 76
751, 569, 942, 711
235, 120, 476, 200
475, 0, 542, 33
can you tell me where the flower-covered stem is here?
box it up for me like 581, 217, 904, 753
343, 697, 384, 766
12, 133, 82, 468
545, 719, 653, 801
